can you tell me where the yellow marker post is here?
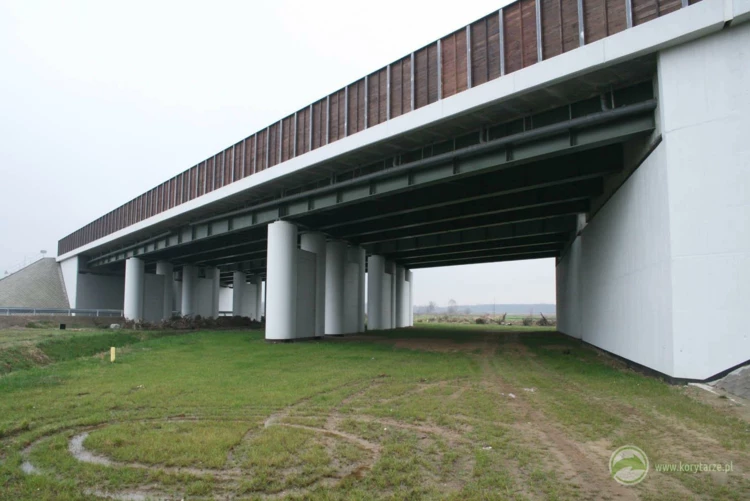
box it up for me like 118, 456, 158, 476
110, 347, 116, 363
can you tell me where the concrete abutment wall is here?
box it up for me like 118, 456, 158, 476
557, 22, 750, 380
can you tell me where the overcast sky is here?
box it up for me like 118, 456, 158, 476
0, 0, 555, 307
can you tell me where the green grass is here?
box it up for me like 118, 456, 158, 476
0, 325, 748, 500
414, 314, 556, 329
0, 328, 182, 375
0, 328, 102, 349
236, 425, 339, 493
84, 420, 252, 468
409, 322, 555, 332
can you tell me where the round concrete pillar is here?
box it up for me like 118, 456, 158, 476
325, 240, 347, 335
395, 266, 406, 328
156, 261, 174, 321
232, 271, 246, 316
181, 265, 196, 317
349, 246, 366, 332
266, 221, 298, 340
124, 257, 145, 321
252, 276, 263, 321
407, 269, 414, 326
208, 267, 220, 318
300, 232, 327, 337
367, 255, 385, 330
394, 261, 398, 329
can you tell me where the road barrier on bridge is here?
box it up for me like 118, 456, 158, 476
0, 307, 124, 317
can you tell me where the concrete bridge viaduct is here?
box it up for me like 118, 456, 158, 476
57, 0, 750, 381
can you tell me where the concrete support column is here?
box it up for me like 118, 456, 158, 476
124, 257, 145, 321
156, 261, 174, 321
301, 232, 327, 336
207, 267, 220, 318
232, 271, 246, 316
254, 277, 263, 321
325, 240, 347, 335
388, 261, 397, 329
407, 270, 414, 326
246, 275, 260, 320
266, 221, 298, 340
214, 269, 221, 318
181, 265, 196, 316
367, 255, 385, 330
395, 266, 405, 328
351, 246, 366, 332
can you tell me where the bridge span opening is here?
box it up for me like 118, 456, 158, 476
56, 0, 750, 382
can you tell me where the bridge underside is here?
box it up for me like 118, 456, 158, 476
84, 56, 657, 282
58, 12, 750, 382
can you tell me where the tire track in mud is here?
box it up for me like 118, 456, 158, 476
18, 344, 672, 500
478, 350, 640, 501
19, 381, 385, 500
20, 373, 481, 500
505, 349, 748, 499
23, 416, 378, 500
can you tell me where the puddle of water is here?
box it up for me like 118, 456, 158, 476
264, 415, 279, 428
88, 489, 148, 501
21, 461, 39, 474
69, 432, 112, 466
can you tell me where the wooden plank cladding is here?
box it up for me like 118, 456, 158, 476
280, 116, 294, 163
583, 0, 628, 44
268, 122, 280, 168
329, 89, 346, 143
367, 69, 388, 127
311, 99, 326, 150
414, 44, 439, 109
348, 79, 366, 135
58, 0, 701, 256
633, 0, 683, 25
390, 55, 413, 118
470, 14, 502, 87
440, 28, 468, 98
503, 0, 539, 74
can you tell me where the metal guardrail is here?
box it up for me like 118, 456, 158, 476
0, 307, 124, 317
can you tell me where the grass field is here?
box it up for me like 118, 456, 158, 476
415, 314, 555, 328
0, 328, 182, 376
0, 325, 748, 500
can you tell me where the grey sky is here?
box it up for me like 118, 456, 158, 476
0, 0, 555, 306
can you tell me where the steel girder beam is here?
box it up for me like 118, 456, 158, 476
365, 215, 576, 255
155, 162, 604, 269
212, 211, 578, 271
170, 213, 577, 270
298, 145, 621, 232
171, 183, 588, 268
399, 243, 564, 266
188, 204, 585, 270
355, 200, 589, 245
156, 202, 584, 271
335, 178, 601, 240
172, 242, 267, 267
385, 233, 570, 261
164, 238, 267, 266
86, 103, 654, 269
406, 251, 561, 269
219, 259, 268, 279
